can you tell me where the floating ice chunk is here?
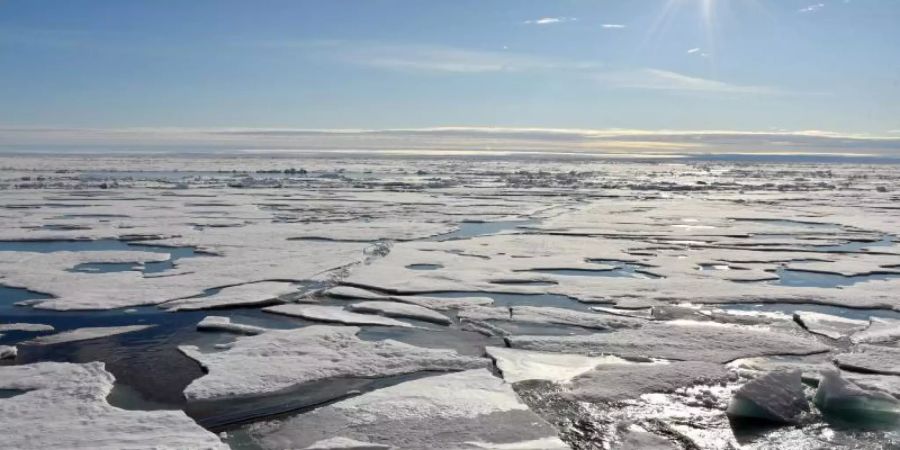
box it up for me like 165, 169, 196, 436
486, 346, 633, 383
324, 286, 390, 300
851, 318, 900, 344
0, 345, 16, 359
565, 361, 728, 403
814, 370, 900, 427
251, 369, 569, 450
0, 323, 54, 332
346, 301, 452, 325
508, 323, 829, 363
263, 304, 416, 327
0, 361, 227, 449
197, 316, 268, 335
835, 345, 900, 376
726, 370, 809, 423
180, 325, 487, 401
326, 285, 494, 310
163, 281, 296, 311
460, 306, 644, 330
793, 311, 868, 340
302, 437, 390, 449
23, 325, 154, 345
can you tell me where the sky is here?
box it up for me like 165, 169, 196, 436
1, 0, 900, 155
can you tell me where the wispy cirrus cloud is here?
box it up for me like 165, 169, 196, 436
523, 17, 577, 25
256, 40, 799, 96
799, 3, 825, 13
601, 24, 626, 29
594, 69, 780, 95
264, 40, 599, 74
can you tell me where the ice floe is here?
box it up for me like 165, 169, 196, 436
814, 370, 900, 427
325, 285, 494, 310
0, 361, 227, 449
23, 325, 154, 345
197, 316, 268, 335
726, 370, 809, 423
180, 325, 487, 400
0, 345, 16, 359
0, 322, 54, 332
485, 346, 633, 383
509, 322, 829, 363
851, 317, 900, 344
793, 311, 869, 339
345, 301, 451, 325
834, 344, 900, 376
248, 369, 570, 450
565, 361, 729, 403
263, 304, 417, 327
163, 281, 297, 311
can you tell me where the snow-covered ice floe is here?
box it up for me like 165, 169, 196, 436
345, 300, 452, 325
834, 344, 900, 376
179, 325, 487, 401
0, 322, 55, 332
247, 369, 570, 450
197, 315, 268, 335
0, 345, 16, 359
22, 325, 154, 345
163, 281, 297, 311
793, 310, 869, 340
486, 346, 636, 383
0, 361, 227, 449
508, 322, 829, 363
262, 304, 417, 327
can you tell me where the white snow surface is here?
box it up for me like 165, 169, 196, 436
250, 369, 569, 450
163, 281, 297, 311
23, 325, 154, 345
726, 370, 809, 423
179, 325, 488, 400
197, 316, 268, 335
345, 301, 451, 325
0, 322, 54, 332
851, 318, 900, 344
0, 361, 227, 449
509, 322, 829, 363
834, 345, 900, 376
486, 346, 635, 383
793, 311, 869, 340
263, 304, 416, 327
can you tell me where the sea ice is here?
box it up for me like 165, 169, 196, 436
249, 369, 570, 450
793, 311, 869, 340
0, 345, 16, 359
197, 316, 268, 335
565, 361, 729, 403
325, 285, 494, 310
345, 301, 452, 325
726, 370, 809, 423
23, 325, 154, 345
163, 281, 297, 311
180, 325, 487, 400
814, 370, 900, 427
851, 317, 900, 344
0, 361, 227, 449
0, 323, 55, 332
509, 322, 829, 363
834, 345, 900, 376
263, 304, 416, 327
485, 346, 633, 383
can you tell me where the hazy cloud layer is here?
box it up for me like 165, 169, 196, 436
2, 126, 898, 156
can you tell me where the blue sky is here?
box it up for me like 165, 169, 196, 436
1, 0, 899, 154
